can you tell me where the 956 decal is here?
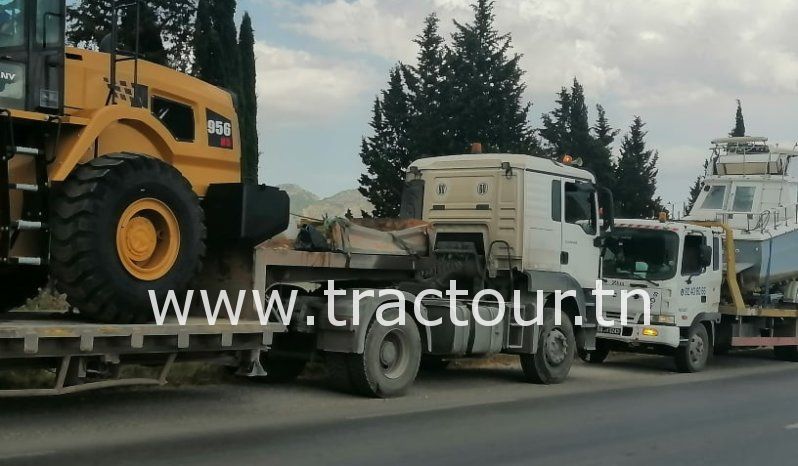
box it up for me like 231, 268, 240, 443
207, 110, 234, 149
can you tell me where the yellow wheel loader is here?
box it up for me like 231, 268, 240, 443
0, 1, 289, 322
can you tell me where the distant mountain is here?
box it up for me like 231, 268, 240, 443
278, 185, 374, 236
278, 184, 319, 214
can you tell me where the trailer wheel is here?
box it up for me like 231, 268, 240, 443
346, 316, 422, 398
578, 341, 610, 364
0, 266, 48, 313
50, 154, 205, 324
773, 346, 798, 362
675, 323, 710, 373
520, 309, 576, 384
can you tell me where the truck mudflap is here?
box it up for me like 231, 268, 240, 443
596, 323, 682, 349
0, 313, 282, 396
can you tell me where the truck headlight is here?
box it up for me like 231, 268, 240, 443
650, 315, 676, 325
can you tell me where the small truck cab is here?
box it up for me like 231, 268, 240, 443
586, 219, 723, 372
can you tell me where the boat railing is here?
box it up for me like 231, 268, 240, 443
713, 204, 798, 234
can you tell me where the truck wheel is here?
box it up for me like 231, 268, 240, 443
346, 317, 422, 398
773, 346, 798, 362
578, 341, 610, 364
520, 309, 576, 384
675, 324, 710, 373
50, 154, 205, 324
0, 266, 48, 313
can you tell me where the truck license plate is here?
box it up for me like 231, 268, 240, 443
599, 327, 622, 336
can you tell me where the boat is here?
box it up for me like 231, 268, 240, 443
685, 137, 798, 297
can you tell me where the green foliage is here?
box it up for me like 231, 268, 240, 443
238, 13, 259, 183
67, 0, 195, 70
540, 79, 616, 187
445, 0, 538, 155
360, 1, 538, 217
193, 0, 240, 91
359, 68, 413, 218
402, 14, 451, 157
730, 99, 746, 137
685, 158, 710, 215
614, 117, 662, 218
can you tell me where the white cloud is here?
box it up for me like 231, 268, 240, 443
254, 41, 380, 124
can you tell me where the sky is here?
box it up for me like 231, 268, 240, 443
242, 0, 798, 209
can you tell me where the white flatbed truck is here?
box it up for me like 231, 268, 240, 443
584, 220, 798, 372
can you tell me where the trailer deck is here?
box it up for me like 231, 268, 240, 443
0, 311, 282, 396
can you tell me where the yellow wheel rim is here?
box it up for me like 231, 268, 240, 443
116, 198, 180, 281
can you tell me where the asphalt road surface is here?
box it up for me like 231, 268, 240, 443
2, 351, 798, 466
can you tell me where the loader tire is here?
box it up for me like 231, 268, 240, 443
520, 309, 576, 384
0, 266, 48, 313
346, 316, 422, 398
50, 154, 205, 324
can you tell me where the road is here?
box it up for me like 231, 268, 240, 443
1, 351, 798, 465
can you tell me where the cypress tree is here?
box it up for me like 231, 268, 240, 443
615, 117, 662, 218
540, 87, 571, 157
402, 13, 450, 157
359, 68, 412, 218
445, 0, 537, 154
238, 13, 259, 183
192, 0, 222, 84
730, 99, 746, 137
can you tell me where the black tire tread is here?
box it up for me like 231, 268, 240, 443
50, 153, 205, 323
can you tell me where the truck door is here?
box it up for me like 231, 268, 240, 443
679, 232, 717, 314
561, 180, 600, 288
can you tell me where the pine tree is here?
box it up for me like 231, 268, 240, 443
68, 1, 195, 70
119, 1, 167, 66
614, 117, 662, 218
540, 87, 571, 156
730, 99, 746, 137
594, 104, 619, 149
444, 0, 537, 154
540, 79, 615, 186
685, 159, 710, 215
238, 13, 259, 184
359, 68, 412, 218
402, 14, 451, 158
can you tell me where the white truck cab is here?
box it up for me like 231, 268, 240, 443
588, 220, 724, 371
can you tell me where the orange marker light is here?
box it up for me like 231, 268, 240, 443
562, 154, 574, 165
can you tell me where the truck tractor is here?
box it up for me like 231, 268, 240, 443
584, 219, 798, 372
0, 0, 288, 323
254, 153, 612, 397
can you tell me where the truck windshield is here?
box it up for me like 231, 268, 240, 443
0, 0, 24, 48
603, 228, 680, 281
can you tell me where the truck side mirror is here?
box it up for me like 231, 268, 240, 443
699, 245, 713, 268
597, 187, 615, 232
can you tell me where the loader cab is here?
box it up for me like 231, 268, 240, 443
0, 0, 65, 113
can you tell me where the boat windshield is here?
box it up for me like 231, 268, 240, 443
0, 0, 25, 48
603, 228, 680, 281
